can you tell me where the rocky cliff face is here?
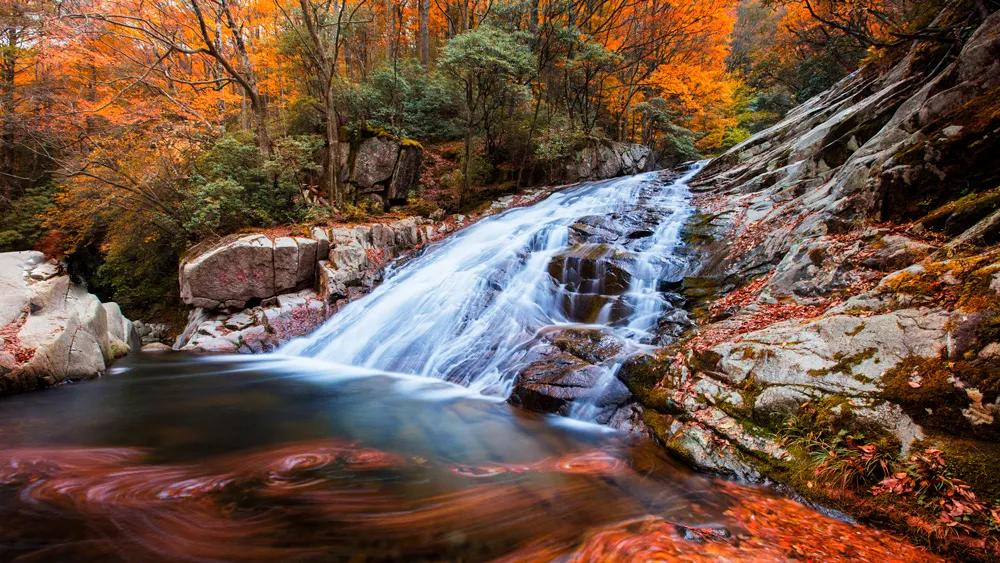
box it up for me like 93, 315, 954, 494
0, 252, 137, 394
630, 9, 1000, 558
563, 142, 651, 183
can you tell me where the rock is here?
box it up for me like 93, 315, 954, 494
711, 309, 948, 395
102, 302, 138, 356
548, 244, 633, 295
862, 235, 935, 271
135, 321, 170, 345
545, 327, 624, 364
141, 342, 172, 352
509, 351, 606, 414
352, 136, 400, 189
388, 144, 422, 204
178, 216, 437, 349
180, 234, 318, 310
979, 342, 1000, 360
564, 142, 652, 183
0, 251, 134, 394
177, 289, 329, 353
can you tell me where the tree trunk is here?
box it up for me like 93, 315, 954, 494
460, 80, 474, 209
419, 0, 430, 67
461, 128, 471, 209
324, 93, 341, 208
250, 96, 271, 159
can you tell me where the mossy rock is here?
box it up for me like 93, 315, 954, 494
882, 355, 1000, 440
921, 432, 1000, 503
920, 187, 1000, 236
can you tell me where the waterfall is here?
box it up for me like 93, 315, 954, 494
283, 163, 704, 409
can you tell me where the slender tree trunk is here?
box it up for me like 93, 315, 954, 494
324, 93, 341, 207
515, 93, 542, 189
418, 0, 430, 67
460, 81, 473, 209
461, 127, 471, 209
250, 96, 271, 158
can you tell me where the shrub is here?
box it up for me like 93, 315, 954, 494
0, 184, 54, 251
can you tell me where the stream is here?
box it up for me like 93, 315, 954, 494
0, 168, 935, 561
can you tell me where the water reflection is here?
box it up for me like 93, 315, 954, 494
0, 354, 937, 561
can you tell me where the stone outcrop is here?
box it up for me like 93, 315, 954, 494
345, 135, 423, 210
563, 142, 651, 183
180, 235, 318, 310
175, 218, 435, 352
627, 9, 1000, 557
0, 251, 136, 394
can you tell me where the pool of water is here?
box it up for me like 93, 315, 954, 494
0, 353, 937, 561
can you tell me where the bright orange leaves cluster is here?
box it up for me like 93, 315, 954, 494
15, 0, 742, 157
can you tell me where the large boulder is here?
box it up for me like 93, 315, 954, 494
176, 216, 436, 350
179, 234, 318, 310
0, 251, 135, 394
509, 351, 607, 414
388, 144, 422, 204
352, 136, 400, 189
564, 142, 652, 183
344, 135, 423, 209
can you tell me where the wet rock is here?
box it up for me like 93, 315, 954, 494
509, 352, 606, 414
548, 244, 633, 295
545, 327, 624, 364
141, 342, 172, 352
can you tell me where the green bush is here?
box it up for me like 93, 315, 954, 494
343, 62, 462, 142
185, 133, 317, 237
0, 184, 54, 251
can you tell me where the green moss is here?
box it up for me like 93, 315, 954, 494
400, 137, 424, 149
845, 322, 866, 337
618, 352, 678, 406
882, 355, 1000, 440
806, 347, 878, 379
921, 433, 1000, 503
920, 187, 1000, 235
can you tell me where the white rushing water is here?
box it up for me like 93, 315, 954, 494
283, 163, 703, 409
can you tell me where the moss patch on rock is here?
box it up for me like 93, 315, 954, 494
882, 355, 1000, 440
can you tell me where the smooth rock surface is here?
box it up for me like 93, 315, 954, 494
0, 252, 136, 394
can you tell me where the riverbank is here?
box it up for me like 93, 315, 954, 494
629, 10, 1000, 560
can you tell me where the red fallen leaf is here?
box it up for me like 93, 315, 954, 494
908, 380, 922, 388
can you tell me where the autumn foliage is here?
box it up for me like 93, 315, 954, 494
0, 0, 967, 314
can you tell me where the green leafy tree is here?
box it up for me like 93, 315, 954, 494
439, 25, 534, 207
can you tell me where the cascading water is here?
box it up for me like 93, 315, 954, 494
283, 163, 705, 417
